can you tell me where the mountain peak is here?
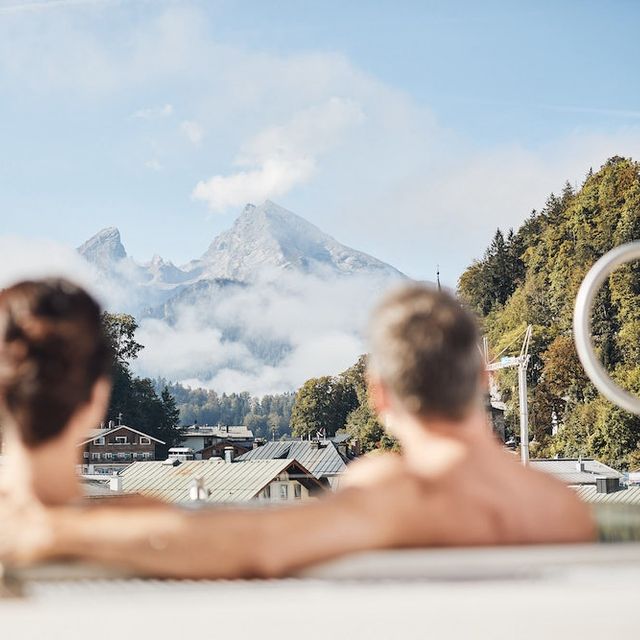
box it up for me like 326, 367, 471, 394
78, 226, 127, 268
199, 201, 404, 281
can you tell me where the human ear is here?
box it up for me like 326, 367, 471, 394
367, 373, 391, 417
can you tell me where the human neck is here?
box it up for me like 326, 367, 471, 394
394, 405, 493, 476
0, 427, 83, 506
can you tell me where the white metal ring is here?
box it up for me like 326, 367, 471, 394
573, 242, 640, 414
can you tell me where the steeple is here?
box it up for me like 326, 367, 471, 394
436, 265, 441, 292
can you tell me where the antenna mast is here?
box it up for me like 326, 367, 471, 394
485, 325, 533, 465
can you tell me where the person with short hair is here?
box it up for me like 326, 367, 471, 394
0, 282, 596, 577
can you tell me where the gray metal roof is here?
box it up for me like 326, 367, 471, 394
530, 458, 622, 485
237, 440, 347, 479
574, 485, 640, 505
118, 459, 321, 503
180, 425, 254, 439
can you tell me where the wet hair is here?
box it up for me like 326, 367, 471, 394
368, 283, 483, 421
0, 279, 112, 448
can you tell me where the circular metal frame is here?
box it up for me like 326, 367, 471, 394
573, 242, 640, 414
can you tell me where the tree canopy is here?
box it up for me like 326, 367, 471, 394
458, 156, 640, 469
103, 313, 181, 449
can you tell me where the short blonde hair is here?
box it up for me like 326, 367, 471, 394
368, 283, 482, 420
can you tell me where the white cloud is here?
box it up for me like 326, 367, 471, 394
133, 270, 393, 396
132, 104, 173, 120
180, 120, 204, 145
192, 98, 364, 213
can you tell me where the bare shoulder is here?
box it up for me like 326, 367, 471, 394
341, 452, 406, 489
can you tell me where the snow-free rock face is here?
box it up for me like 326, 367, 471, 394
192, 200, 404, 281
77, 227, 127, 271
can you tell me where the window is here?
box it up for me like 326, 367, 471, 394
139, 437, 151, 445
83, 452, 89, 459
115, 436, 128, 445
93, 437, 105, 445
91, 453, 100, 460
104, 452, 113, 460
280, 484, 289, 500
263, 485, 271, 499
142, 452, 152, 460
294, 484, 302, 500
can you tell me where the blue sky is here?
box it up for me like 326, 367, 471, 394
2, 0, 640, 284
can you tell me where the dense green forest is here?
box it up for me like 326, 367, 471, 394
458, 156, 640, 470
152, 380, 294, 440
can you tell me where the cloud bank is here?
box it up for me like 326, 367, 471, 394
133, 269, 391, 396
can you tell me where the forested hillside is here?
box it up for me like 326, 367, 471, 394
458, 156, 640, 469
153, 380, 295, 439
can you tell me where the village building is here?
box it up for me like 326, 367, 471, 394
178, 424, 254, 459
78, 421, 165, 475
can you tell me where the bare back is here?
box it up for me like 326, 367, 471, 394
342, 441, 595, 549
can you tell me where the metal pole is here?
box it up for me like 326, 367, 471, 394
518, 358, 529, 465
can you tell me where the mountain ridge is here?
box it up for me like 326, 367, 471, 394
79, 200, 405, 293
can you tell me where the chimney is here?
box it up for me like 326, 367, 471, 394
310, 441, 320, 450
576, 458, 585, 472
253, 438, 265, 449
224, 446, 234, 464
596, 476, 621, 494
108, 420, 115, 430
109, 473, 122, 492
189, 478, 209, 502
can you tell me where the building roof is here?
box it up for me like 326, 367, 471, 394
78, 425, 166, 446
573, 485, 640, 505
118, 458, 323, 503
180, 425, 254, 440
531, 458, 622, 485
237, 440, 348, 479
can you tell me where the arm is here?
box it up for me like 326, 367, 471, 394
25, 489, 392, 579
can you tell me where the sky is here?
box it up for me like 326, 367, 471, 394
2, 0, 640, 285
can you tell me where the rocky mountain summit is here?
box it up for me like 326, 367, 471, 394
80, 200, 404, 287
78, 200, 405, 316
78, 201, 406, 391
